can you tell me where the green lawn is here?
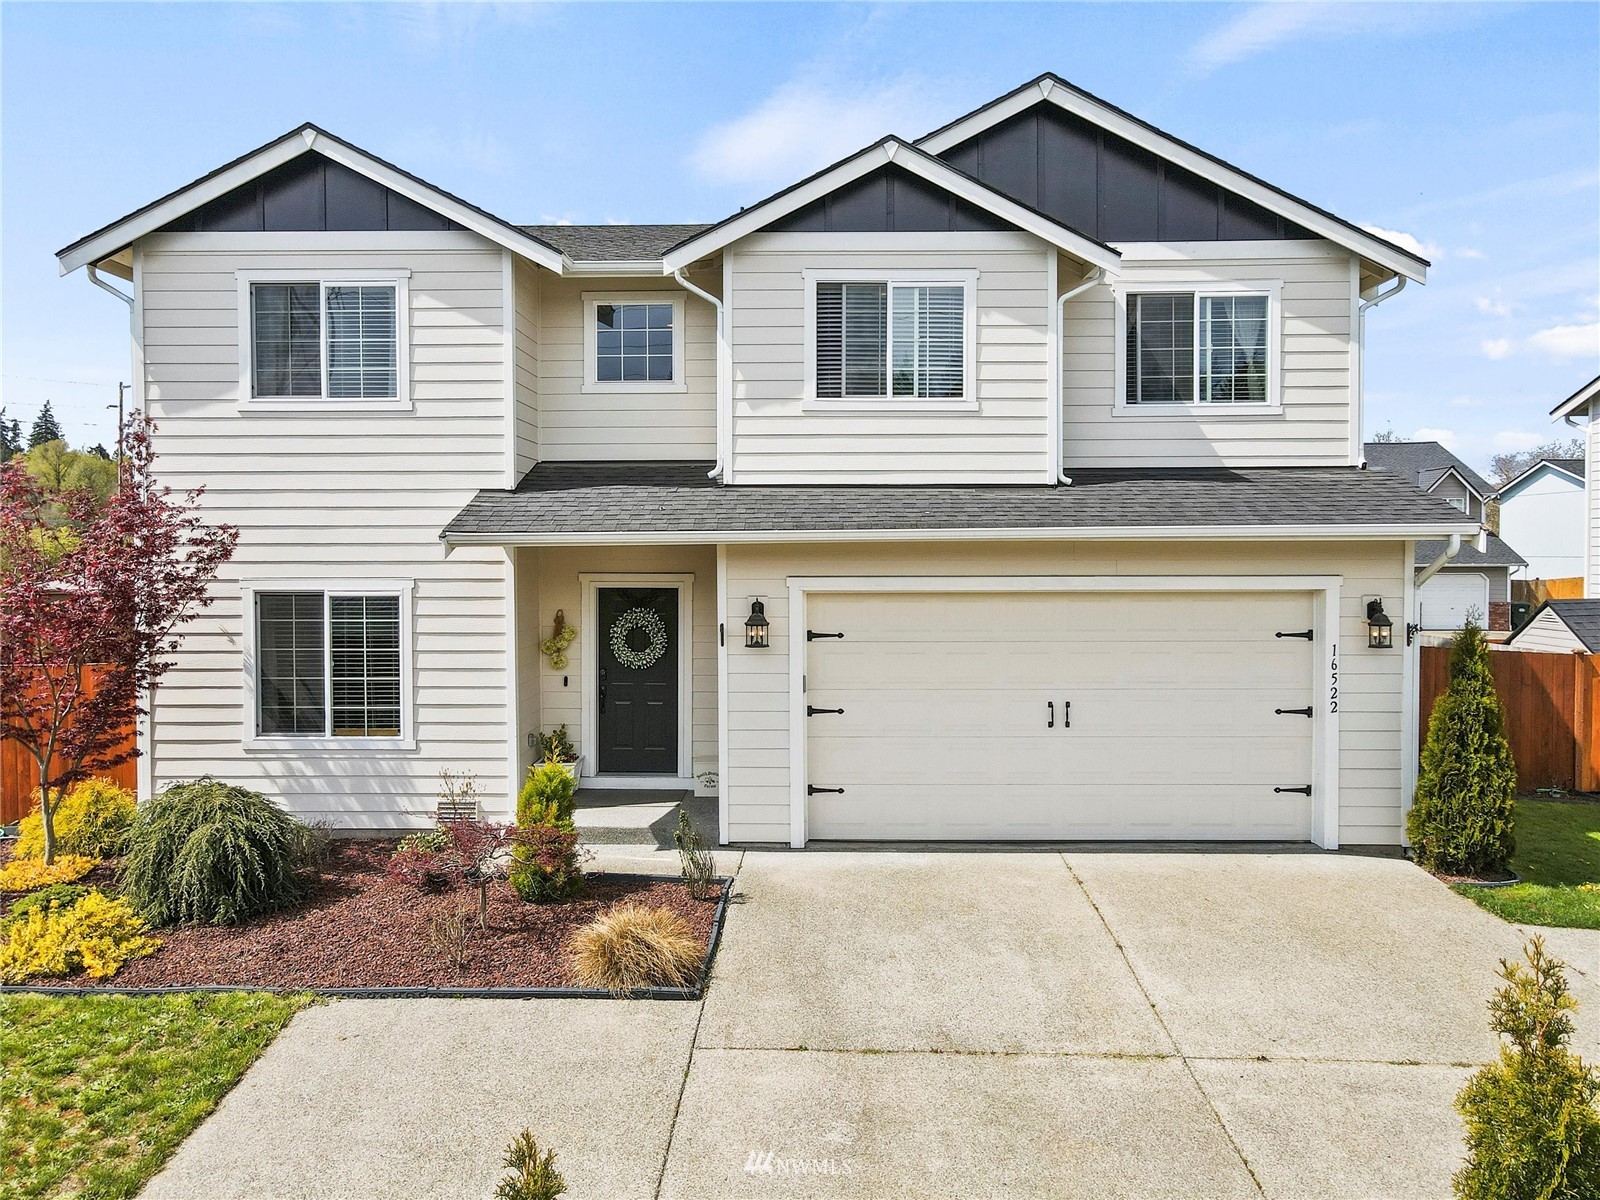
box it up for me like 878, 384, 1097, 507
0, 991, 312, 1200
1455, 798, 1600, 929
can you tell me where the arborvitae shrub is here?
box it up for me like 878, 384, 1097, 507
510, 761, 582, 903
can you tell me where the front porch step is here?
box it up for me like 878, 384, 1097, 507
573, 790, 717, 847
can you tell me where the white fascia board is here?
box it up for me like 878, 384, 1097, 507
1551, 375, 1600, 420
59, 130, 565, 276
564, 258, 665, 276
443, 520, 1481, 549
661, 140, 1120, 276
916, 81, 1428, 286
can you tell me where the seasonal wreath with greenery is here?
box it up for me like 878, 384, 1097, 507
609, 607, 668, 670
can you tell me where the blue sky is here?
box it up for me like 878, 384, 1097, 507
3, 1, 1596, 471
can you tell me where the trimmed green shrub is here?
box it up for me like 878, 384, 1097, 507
510, 760, 582, 903
517, 760, 576, 827
1455, 937, 1600, 1199
1409, 623, 1517, 875
14, 778, 137, 859
119, 778, 307, 926
1, 883, 91, 929
495, 1129, 566, 1200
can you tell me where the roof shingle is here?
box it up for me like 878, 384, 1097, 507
518, 224, 713, 261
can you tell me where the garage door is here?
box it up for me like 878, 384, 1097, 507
804, 590, 1317, 841
1418, 572, 1488, 630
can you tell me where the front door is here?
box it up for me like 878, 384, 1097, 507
597, 587, 679, 775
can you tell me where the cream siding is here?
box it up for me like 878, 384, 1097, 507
726, 232, 1053, 484
1062, 244, 1357, 468
723, 539, 1408, 846
138, 230, 513, 825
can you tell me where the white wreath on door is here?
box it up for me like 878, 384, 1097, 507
608, 607, 669, 670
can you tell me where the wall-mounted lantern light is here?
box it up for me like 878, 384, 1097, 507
745, 599, 770, 649
1365, 598, 1394, 650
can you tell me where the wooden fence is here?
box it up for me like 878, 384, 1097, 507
1419, 646, 1600, 793
0, 669, 138, 825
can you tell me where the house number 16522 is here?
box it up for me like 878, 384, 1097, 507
1329, 643, 1339, 713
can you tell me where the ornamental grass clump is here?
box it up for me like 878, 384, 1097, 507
495, 1129, 566, 1200
14, 777, 136, 859
1409, 622, 1518, 876
1454, 936, 1600, 1199
568, 902, 701, 994
119, 778, 307, 926
0, 854, 99, 893
0, 890, 160, 982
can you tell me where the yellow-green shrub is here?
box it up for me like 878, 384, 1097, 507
15, 778, 137, 859
0, 855, 99, 893
0, 890, 160, 982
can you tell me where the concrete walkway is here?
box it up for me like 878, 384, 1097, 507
141, 848, 1600, 1200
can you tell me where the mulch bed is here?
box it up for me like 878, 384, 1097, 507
1, 839, 723, 992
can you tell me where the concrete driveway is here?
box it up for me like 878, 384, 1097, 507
141, 849, 1600, 1200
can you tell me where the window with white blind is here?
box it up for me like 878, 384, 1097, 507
249, 583, 411, 746
1119, 285, 1278, 410
811, 276, 972, 402
240, 273, 410, 409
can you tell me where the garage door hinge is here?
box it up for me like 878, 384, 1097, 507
1274, 629, 1314, 640
806, 630, 844, 641
807, 785, 844, 796
806, 706, 844, 716
1274, 707, 1314, 718
1274, 785, 1313, 796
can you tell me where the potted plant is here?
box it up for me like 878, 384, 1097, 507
534, 724, 581, 784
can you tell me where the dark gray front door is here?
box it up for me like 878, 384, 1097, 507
597, 587, 679, 775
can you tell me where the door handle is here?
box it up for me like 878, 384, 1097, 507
598, 666, 607, 714
1047, 701, 1054, 728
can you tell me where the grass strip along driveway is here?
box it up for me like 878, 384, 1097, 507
1455, 797, 1600, 929
1, 991, 311, 1200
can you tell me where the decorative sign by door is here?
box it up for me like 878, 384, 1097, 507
596, 588, 678, 775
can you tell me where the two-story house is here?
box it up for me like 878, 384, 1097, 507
56, 74, 1474, 850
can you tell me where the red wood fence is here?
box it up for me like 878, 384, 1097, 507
1419, 646, 1600, 793
0, 669, 138, 825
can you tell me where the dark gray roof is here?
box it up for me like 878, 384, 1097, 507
443, 461, 1477, 540
1523, 600, 1600, 652
1547, 458, 1584, 477
1363, 441, 1494, 497
1415, 534, 1525, 569
517, 224, 713, 261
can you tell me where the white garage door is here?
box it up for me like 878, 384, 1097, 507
804, 590, 1317, 841
1418, 572, 1488, 630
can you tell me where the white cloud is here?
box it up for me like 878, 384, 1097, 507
1526, 322, 1600, 361
1474, 294, 1512, 318
690, 75, 941, 188
1360, 224, 1440, 260
1186, 2, 1484, 77
1481, 338, 1514, 360
1491, 429, 1548, 451
1455, 248, 1486, 260
1411, 427, 1459, 449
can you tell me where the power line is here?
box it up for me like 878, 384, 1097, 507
2, 374, 120, 388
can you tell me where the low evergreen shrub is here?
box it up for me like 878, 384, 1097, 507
119, 778, 307, 926
1, 883, 91, 928
0, 890, 161, 982
0, 855, 100, 893
1454, 937, 1600, 1199
14, 778, 137, 859
1409, 623, 1517, 875
495, 1130, 566, 1200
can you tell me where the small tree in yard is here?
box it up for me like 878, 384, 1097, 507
1455, 937, 1600, 1199
0, 414, 237, 863
1408, 622, 1517, 876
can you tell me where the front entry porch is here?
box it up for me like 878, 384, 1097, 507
572, 788, 718, 847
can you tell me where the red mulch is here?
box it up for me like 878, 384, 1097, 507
2, 840, 722, 991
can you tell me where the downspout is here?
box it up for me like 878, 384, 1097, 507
88, 263, 133, 307
1414, 533, 1461, 588
1055, 265, 1104, 485
1355, 275, 1405, 464
673, 268, 726, 480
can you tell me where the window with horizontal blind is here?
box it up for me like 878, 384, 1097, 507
814, 279, 968, 401
246, 277, 405, 404
253, 587, 408, 741
1123, 288, 1273, 407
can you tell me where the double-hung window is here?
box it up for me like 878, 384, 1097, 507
243, 274, 409, 408
1121, 285, 1276, 409
250, 584, 410, 745
810, 275, 973, 403
583, 293, 686, 392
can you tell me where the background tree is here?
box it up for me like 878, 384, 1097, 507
28, 399, 63, 448
0, 412, 23, 462
0, 413, 237, 863
22, 440, 117, 510
1408, 622, 1518, 875
1369, 426, 1402, 443
1490, 436, 1585, 486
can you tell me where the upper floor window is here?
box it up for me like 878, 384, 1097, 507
239, 272, 411, 411
813, 279, 970, 402
1120, 285, 1278, 410
583, 293, 686, 393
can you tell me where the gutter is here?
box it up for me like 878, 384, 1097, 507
672, 268, 727, 480
1054, 265, 1105, 485
1414, 533, 1462, 588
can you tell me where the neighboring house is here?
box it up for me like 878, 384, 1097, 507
1550, 375, 1600, 597
1506, 599, 1600, 654
1363, 441, 1523, 631
56, 73, 1472, 851
1496, 456, 1585, 583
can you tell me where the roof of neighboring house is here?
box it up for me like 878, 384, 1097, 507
519, 224, 713, 262
1363, 440, 1495, 498
1509, 600, 1600, 652
1551, 375, 1600, 420
1415, 534, 1526, 569
1497, 456, 1585, 499
441, 462, 1478, 544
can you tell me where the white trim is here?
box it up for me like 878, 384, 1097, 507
1496, 458, 1584, 499
580, 292, 688, 394
563, 259, 667, 276
720, 255, 734, 484
662, 139, 1121, 275
444, 520, 1480, 550
235, 271, 412, 413
1112, 278, 1283, 414
1400, 540, 1419, 833
1422, 466, 1487, 505
1047, 251, 1061, 482
1550, 374, 1600, 420
505, 547, 521, 815
580, 775, 691, 791
239, 577, 417, 752
502, 250, 518, 489
579, 573, 695, 782
915, 80, 1426, 284
1113, 240, 1352, 262
1349, 256, 1363, 465
800, 268, 979, 409
58, 128, 565, 276
785, 573, 1343, 851
716, 544, 730, 845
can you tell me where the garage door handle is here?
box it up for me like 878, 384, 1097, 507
1275, 707, 1314, 718
807, 785, 844, 796
1047, 701, 1054, 728
1063, 701, 1070, 729
806, 706, 844, 716
1274, 785, 1313, 796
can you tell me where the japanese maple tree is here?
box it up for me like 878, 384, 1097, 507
0, 414, 237, 862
